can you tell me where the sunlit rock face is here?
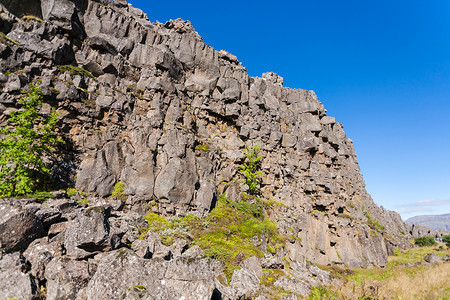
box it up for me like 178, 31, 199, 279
0, 0, 416, 298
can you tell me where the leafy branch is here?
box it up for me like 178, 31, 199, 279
239, 144, 263, 195
0, 84, 63, 196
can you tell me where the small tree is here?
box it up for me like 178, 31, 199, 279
0, 84, 62, 196
240, 144, 263, 195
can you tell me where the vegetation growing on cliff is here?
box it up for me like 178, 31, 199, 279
0, 84, 62, 196
239, 144, 263, 195
142, 194, 287, 280
57, 65, 96, 79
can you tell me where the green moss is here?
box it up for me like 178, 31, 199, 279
259, 268, 293, 299
66, 188, 88, 204
66, 188, 78, 197
308, 286, 338, 300
142, 194, 283, 282
58, 65, 96, 79
195, 144, 210, 152
338, 213, 354, 220
133, 284, 146, 292
262, 198, 287, 208
77, 198, 88, 205
111, 182, 126, 201
19, 191, 53, 202
363, 210, 385, 231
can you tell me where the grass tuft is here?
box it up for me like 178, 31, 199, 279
58, 65, 96, 79
0, 32, 19, 46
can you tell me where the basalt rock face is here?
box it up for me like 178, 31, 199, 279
0, 0, 414, 298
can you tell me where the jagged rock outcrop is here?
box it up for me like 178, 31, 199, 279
0, 0, 420, 298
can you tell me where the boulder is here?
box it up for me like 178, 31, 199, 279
0, 268, 40, 300
45, 257, 96, 300
424, 253, 442, 263
0, 205, 45, 253
41, 0, 84, 37
240, 256, 263, 279
229, 268, 261, 299
64, 207, 111, 259
85, 249, 216, 300
182, 245, 205, 259
0, 251, 28, 272
23, 237, 63, 281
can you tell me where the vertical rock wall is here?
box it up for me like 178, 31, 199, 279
0, 0, 411, 268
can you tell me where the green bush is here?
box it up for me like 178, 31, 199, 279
0, 84, 62, 196
414, 236, 437, 247
442, 235, 450, 247
240, 144, 263, 195
111, 182, 126, 201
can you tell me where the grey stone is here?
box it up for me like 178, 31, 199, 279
0, 252, 28, 272
424, 253, 442, 263
64, 207, 111, 259
45, 257, 96, 300
23, 237, 63, 281
146, 231, 172, 260
35, 207, 62, 228
0, 268, 40, 300
131, 239, 151, 258
48, 221, 70, 239
0, 205, 45, 253
182, 245, 205, 259
230, 268, 261, 299
240, 256, 263, 279
85, 249, 216, 300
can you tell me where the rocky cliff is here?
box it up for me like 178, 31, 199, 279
0, 0, 416, 298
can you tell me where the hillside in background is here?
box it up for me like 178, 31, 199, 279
406, 213, 450, 231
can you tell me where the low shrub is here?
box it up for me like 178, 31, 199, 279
414, 236, 437, 247
142, 194, 284, 281
111, 182, 126, 201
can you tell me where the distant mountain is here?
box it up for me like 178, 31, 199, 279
406, 213, 450, 231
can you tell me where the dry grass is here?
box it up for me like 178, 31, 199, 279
385, 262, 450, 299
313, 244, 450, 299
337, 262, 450, 299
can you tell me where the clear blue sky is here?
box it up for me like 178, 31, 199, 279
127, 0, 450, 220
